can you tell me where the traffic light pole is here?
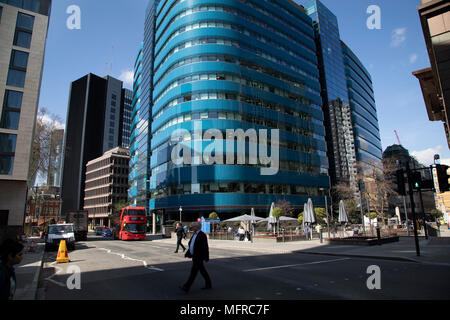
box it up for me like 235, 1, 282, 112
406, 162, 420, 256
418, 188, 428, 240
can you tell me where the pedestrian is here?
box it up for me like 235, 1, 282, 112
305, 225, 311, 240
0, 238, 24, 300
180, 222, 212, 293
238, 226, 245, 241
174, 223, 186, 253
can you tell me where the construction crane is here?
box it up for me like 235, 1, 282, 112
394, 130, 402, 145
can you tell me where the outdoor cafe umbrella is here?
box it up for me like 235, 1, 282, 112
250, 208, 256, 242
303, 198, 316, 240
258, 216, 298, 222
338, 200, 349, 224
338, 200, 349, 237
223, 214, 264, 222
267, 202, 277, 233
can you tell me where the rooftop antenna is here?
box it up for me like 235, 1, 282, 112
394, 130, 402, 146
110, 45, 114, 75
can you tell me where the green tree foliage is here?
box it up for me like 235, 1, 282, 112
430, 209, 443, 219
209, 212, 218, 220
272, 207, 282, 219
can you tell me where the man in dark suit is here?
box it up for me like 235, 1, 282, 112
180, 222, 212, 292
174, 223, 186, 253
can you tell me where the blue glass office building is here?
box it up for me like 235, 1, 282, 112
299, 0, 382, 192
132, 0, 330, 219
341, 42, 382, 164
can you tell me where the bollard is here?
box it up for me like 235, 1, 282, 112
319, 230, 323, 243
376, 227, 381, 245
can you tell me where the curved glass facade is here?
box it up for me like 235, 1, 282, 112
341, 41, 382, 164
140, 0, 330, 218
128, 43, 144, 206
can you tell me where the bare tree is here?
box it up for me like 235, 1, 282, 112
28, 108, 63, 187
358, 159, 399, 227
276, 200, 295, 218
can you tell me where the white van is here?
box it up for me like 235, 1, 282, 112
45, 224, 76, 251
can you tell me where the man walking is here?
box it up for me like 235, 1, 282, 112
174, 223, 186, 253
180, 222, 212, 292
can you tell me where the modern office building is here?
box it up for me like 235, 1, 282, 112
341, 42, 383, 165
128, 43, 146, 207
84, 147, 130, 227
121, 89, 133, 148
47, 128, 64, 187
131, 0, 331, 222
382, 144, 436, 222
413, 0, 450, 148
299, 0, 382, 195
0, 0, 52, 239
61, 74, 131, 216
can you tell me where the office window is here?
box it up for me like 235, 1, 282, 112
6, 69, 26, 87
0, 210, 8, 227
16, 12, 34, 31
11, 50, 29, 69
0, 133, 17, 175
0, 133, 17, 153
23, 0, 41, 12
4, 90, 23, 110
0, 110, 20, 130
14, 30, 32, 48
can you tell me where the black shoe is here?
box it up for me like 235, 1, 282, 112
174, 251, 178, 253
179, 285, 189, 293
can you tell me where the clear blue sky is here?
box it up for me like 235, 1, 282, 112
38, 0, 450, 166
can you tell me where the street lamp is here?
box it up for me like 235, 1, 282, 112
320, 187, 330, 239
179, 206, 182, 224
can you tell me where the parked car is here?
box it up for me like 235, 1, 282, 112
95, 227, 103, 235
103, 228, 112, 237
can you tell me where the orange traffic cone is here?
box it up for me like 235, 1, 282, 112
56, 240, 70, 263
29, 240, 35, 252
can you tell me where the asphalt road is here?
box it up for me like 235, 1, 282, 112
37, 234, 450, 300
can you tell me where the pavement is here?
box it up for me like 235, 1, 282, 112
14, 237, 45, 300
13, 227, 450, 300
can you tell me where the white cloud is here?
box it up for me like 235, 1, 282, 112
41, 114, 65, 130
411, 145, 443, 165
391, 28, 407, 47
119, 69, 134, 89
440, 158, 450, 166
409, 53, 418, 64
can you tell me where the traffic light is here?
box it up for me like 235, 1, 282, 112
411, 171, 422, 190
436, 164, 450, 193
396, 170, 406, 195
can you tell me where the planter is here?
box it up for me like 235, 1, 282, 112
326, 236, 399, 246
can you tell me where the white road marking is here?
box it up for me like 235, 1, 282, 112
44, 262, 67, 288
243, 258, 350, 272
96, 247, 164, 272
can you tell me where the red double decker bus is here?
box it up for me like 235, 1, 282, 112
113, 207, 147, 241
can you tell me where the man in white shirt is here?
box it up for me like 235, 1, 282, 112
180, 222, 211, 293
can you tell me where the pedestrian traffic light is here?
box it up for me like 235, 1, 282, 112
436, 164, 450, 193
396, 170, 406, 195
411, 171, 422, 190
